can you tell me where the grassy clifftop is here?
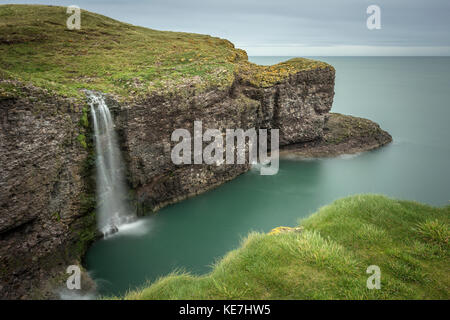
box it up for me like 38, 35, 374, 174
120, 195, 449, 299
0, 4, 331, 101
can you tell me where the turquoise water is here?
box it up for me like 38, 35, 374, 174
85, 57, 450, 296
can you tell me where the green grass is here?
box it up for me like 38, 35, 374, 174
116, 195, 449, 300
0, 4, 331, 101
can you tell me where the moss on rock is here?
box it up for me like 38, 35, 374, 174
237, 58, 333, 88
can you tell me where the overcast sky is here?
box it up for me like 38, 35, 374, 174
2, 0, 450, 55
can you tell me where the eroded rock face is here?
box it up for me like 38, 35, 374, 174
0, 81, 95, 299
242, 67, 335, 145
279, 113, 393, 159
116, 67, 335, 211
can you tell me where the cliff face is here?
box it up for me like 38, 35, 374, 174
116, 66, 335, 211
0, 81, 96, 299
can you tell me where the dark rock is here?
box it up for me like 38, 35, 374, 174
279, 113, 392, 159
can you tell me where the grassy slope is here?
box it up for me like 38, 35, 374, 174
0, 4, 330, 102
120, 195, 449, 300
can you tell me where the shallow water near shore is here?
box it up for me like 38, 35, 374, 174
85, 57, 450, 297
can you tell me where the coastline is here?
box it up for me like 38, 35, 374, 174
0, 5, 392, 299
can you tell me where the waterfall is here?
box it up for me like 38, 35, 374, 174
88, 93, 135, 236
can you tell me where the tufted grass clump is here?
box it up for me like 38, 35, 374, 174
415, 219, 449, 248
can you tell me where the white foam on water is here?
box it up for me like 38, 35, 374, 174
114, 219, 151, 237
338, 152, 362, 160
280, 154, 323, 161
58, 289, 96, 300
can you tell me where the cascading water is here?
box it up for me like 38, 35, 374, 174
88, 93, 135, 236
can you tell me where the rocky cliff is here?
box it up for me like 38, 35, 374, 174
0, 80, 96, 299
116, 65, 335, 212
0, 5, 390, 299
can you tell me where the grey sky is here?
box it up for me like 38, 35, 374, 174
2, 0, 450, 55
